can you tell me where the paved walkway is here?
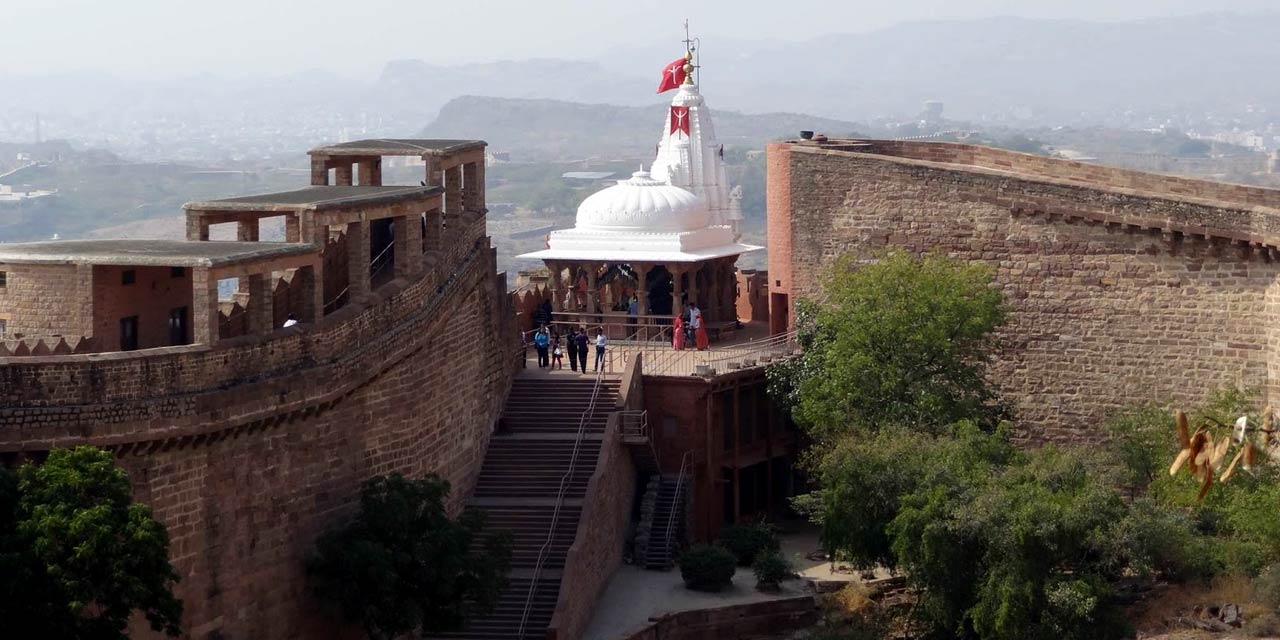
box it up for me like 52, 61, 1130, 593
582, 567, 809, 640
582, 524, 859, 640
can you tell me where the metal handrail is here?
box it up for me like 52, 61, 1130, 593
619, 410, 648, 439
701, 329, 800, 369
516, 364, 608, 639
663, 451, 694, 563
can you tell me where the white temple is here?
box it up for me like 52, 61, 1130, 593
518, 49, 761, 329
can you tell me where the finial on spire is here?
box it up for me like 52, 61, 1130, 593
682, 19, 698, 85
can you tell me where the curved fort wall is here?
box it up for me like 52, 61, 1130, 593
0, 216, 519, 638
768, 140, 1280, 442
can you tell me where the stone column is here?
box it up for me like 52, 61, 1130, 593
285, 214, 301, 243
724, 262, 737, 321
233, 219, 262, 295
395, 212, 423, 278
236, 218, 259, 242
292, 264, 322, 324
347, 220, 371, 301
672, 266, 685, 313
687, 264, 700, 315
246, 273, 273, 334
424, 208, 443, 254
586, 263, 599, 314
358, 157, 382, 186
193, 267, 220, 346
424, 157, 441, 187
548, 262, 563, 313
187, 214, 210, 241
463, 160, 485, 214
442, 165, 463, 220
334, 163, 354, 186
310, 156, 330, 185
636, 264, 649, 316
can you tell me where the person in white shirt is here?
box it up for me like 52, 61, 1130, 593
594, 330, 608, 372
282, 313, 299, 328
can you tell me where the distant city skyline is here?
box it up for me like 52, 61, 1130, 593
2, 0, 1277, 78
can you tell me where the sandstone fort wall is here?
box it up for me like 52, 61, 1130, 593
0, 263, 93, 340
769, 141, 1280, 441
0, 217, 520, 638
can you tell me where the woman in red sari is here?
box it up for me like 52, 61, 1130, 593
673, 315, 686, 350
692, 304, 709, 350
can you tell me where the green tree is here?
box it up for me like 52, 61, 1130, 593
0, 467, 70, 638
12, 446, 183, 638
308, 473, 512, 640
777, 252, 1007, 443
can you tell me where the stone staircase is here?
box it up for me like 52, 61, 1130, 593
439, 373, 621, 640
639, 475, 689, 570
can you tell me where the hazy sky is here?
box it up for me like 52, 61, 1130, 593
3, 0, 1276, 77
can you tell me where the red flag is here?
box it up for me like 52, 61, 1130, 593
657, 57, 687, 93
669, 106, 690, 136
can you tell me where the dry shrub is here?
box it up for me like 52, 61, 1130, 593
827, 582, 874, 617
1247, 612, 1280, 638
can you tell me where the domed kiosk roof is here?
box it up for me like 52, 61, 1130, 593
576, 170, 708, 232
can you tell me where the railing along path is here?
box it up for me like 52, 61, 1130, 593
516, 363, 609, 639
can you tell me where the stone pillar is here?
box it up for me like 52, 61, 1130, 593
285, 214, 301, 243
310, 156, 330, 185
424, 208, 443, 253
292, 264, 322, 324
193, 267, 219, 346
395, 212, 423, 278
424, 158, 441, 187
687, 264, 700, 315
548, 262, 563, 313
334, 163, 354, 186
636, 264, 649, 317
187, 215, 210, 241
358, 157, 382, 186
347, 220, 371, 301
586, 263, 599, 314
672, 266, 685, 314
246, 273, 273, 334
236, 218, 259, 242
724, 262, 737, 321
463, 160, 485, 214
444, 164, 463, 219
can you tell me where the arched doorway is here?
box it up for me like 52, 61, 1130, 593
645, 265, 674, 318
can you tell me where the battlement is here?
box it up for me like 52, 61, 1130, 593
780, 138, 1280, 251
767, 138, 1280, 444
0, 140, 488, 364
0, 214, 489, 415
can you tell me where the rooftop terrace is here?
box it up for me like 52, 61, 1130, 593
0, 239, 316, 267
184, 185, 440, 212
308, 138, 486, 158
791, 138, 1280, 212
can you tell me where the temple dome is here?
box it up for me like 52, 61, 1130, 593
574, 169, 709, 232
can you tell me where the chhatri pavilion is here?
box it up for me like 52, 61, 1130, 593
518, 53, 761, 337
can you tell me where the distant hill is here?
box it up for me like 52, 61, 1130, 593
596, 12, 1280, 122
420, 95, 865, 160
5, 13, 1278, 140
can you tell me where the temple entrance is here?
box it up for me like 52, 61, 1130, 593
646, 265, 674, 317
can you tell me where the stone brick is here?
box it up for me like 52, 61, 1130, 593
769, 140, 1280, 443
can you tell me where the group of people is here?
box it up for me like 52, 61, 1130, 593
531, 325, 608, 372
672, 302, 709, 351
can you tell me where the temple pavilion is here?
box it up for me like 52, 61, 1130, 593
518, 57, 761, 338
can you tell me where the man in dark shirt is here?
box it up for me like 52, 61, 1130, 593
567, 328, 580, 371
574, 329, 590, 375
